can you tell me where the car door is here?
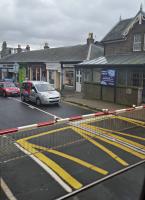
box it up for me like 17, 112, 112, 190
29, 85, 37, 102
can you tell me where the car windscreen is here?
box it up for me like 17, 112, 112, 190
35, 83, 55, 92
4, 82, 16, 88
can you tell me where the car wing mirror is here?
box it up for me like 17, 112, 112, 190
31, 89, 35, 93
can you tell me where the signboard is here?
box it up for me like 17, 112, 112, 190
101, 69, 116, 86
14, 63, 19, 73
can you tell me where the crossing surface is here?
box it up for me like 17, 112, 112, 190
0, 106, 145, 200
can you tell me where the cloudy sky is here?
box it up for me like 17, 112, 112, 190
0, 0, 143, 50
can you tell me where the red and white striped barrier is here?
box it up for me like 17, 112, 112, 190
0, 105, 145, 136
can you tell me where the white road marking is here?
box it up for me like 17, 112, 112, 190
9, 97, 60, 118
15, 143, 72, 193
28, 105, 35, 109
1, 178, 17, 200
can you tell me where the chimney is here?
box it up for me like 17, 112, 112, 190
44, 42, 49, 49
2, 41, 7, 50
26, 45, 30, 51
87, 33, 94, 45
17, 44, 22, 53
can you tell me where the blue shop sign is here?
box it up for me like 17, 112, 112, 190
101, 69, 116, 86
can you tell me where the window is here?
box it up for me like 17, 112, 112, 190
65, 71, 74, 86
36, 67, 40, 81
93, 69, 101, 83
32, 68, 36, 80
49, 70, 55, 84
133, 34, 141, 51
117, 70, 127, 86
128, 71, 141, 87
84, 69, 92, 82
132, 72, 140, 87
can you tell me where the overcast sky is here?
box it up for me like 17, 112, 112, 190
0, 0, 144, 50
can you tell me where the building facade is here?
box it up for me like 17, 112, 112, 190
0, 34, 103, 90
76, 7, 145, 105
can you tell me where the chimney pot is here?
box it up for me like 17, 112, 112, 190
44, 42, 49, 49
87, 32, 94, 45
26, 45, 30, 51
17, 44, 22, 53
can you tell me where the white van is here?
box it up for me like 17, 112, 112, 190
21, 81, 61, 106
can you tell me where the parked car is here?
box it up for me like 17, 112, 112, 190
21, 81, 61, 105
0, 82, 20, 97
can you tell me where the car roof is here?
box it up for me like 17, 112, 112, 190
0, 81, 14, 84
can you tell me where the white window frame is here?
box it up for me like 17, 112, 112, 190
133, 34, 141, 51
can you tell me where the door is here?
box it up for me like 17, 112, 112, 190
76, 69, 82, 92
29, 85, 37, 102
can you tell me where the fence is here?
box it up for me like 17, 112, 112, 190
0, 105, 145, 199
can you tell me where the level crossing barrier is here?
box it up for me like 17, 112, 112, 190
0, 105, 145, 199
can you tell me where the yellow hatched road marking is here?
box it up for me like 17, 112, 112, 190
74, 126, 145, 159
91, 126, 145, 141
28, 143, 108, 175
115, 115, 145, 127
17, 139, 82, 190
83, 124, 145, 151
21, 126, 70, 141
72, 127, 129, 166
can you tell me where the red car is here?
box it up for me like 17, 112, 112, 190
0, 82, 20, 97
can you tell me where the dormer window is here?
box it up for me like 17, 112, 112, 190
133, 34, 141, 51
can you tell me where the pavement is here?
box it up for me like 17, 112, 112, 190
62, 91, 128, 111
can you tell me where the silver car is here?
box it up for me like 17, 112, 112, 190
21, 81, 61, 106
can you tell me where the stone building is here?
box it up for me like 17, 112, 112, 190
76, 6, 145, 105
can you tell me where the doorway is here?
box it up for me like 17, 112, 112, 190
76, 69, 82, 92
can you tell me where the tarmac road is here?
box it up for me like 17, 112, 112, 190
0, 96, 145, 200
0, 96, 94, 129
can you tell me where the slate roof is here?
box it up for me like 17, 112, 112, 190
102, 18, 132, 42
78, 53, 145, 66
102, 9, 145, 42
0, 44, 103, 63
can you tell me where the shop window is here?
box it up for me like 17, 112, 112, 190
42, 68, 46, 81
37, 67, 40, 81
26, 67, 29, 79
49, 70, 55, 84
133, 34, 141, 51
32, 68, 36, 80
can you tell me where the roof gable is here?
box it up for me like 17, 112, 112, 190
102, 7, 145, 43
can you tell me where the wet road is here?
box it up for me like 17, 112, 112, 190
0, 96, 145, 200
0, 96, 94, 129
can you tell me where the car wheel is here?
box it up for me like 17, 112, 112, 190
21, 95, 25, 102
3, 91, 7, 97
36, 98, 41, 106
